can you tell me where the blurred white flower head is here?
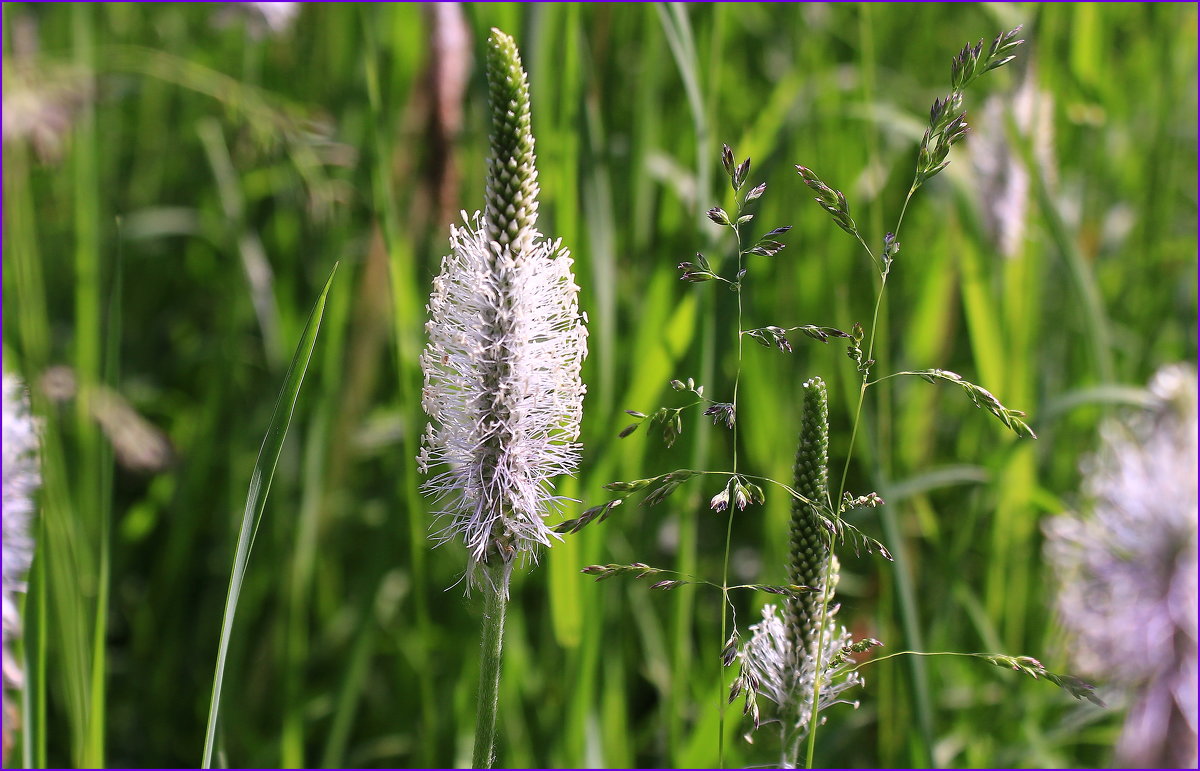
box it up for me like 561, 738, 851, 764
969, 68, 1054, 259
3, 368, 39, 690
2, 16, 93, 163
1045, 364, 1198, 768
248, 2, 299, 34
213, 2, 299, 39
39, 366, 173, 474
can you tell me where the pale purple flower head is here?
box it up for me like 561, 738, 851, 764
1045, 364, 1198, 768
3, 367, 39, 690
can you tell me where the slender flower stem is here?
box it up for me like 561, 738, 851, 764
788, 26, 1024, 766
472, 562, 510, 769
837, 274, 890, 501
717, 198, 746, 768
803, 141, 916, 767
718, 510, 735, 766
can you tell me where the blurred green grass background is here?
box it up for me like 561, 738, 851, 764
2, 2, 1195, 768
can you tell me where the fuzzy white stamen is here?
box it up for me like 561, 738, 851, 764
419, 211, 587, 581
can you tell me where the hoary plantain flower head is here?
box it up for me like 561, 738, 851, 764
733, 559, 864, 738
418, 29, 587, 585
1045, 364, 1198, 768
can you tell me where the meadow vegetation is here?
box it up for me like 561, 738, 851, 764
2, 3, 1196, 768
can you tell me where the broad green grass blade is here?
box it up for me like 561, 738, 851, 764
72, 6, 108, 766
201, 263, 339, 768
654, 4, 716, 760
362, 8, 439, 761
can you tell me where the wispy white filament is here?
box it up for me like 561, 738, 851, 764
1045, 364, 1198, 768
738, 559, 863, 738
419, 211, 586, 576
742, 605, 861, 732
3, 368, 39, 690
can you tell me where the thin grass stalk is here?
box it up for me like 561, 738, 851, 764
806, 212, 888, 770
821, 269, 934, 767
319, 584, 377, 768
70, 5, 105, 765
36, 407, 90, 769
23, 543, 47, 769
281, 407, 328, 768
89, 214, 122, 771
196, 117, 284, 371
805, 26, 1027, 764
718, 204, 747, 768
848, 11, 937, 761
4, 142, 50, 770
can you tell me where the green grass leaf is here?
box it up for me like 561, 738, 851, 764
201, 263, 338, 768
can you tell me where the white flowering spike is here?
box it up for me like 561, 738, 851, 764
1045, 364, 1198, 768
419, 29, 587, 585
3, 367, 39, 693
732, 380, 868, 762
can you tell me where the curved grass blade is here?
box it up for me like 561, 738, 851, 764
201, 263, 339, 768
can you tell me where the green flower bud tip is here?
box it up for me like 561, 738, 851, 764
484, 28, 540, 254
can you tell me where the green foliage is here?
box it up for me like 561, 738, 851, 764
2, 3, 1194, 769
